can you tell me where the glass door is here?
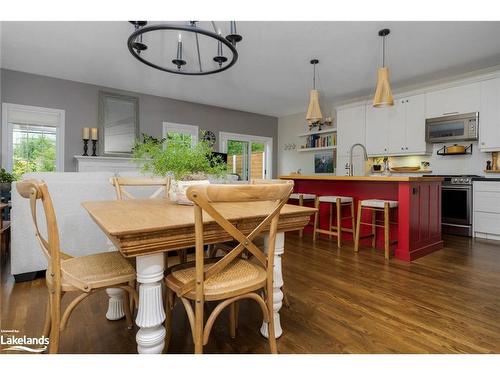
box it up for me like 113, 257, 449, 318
219, 132, 272, 182
250, 141, 266, 180
226, 139, 250, 181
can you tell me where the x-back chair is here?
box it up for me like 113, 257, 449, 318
110, 176, 187, 265
164, 182, 293, 354
17, 179, 138, 354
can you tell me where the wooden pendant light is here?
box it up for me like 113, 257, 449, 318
306, 89, 323, 124
306, 59, 323, 124
373, 29, 394, 108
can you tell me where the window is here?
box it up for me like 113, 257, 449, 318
162, 122, 198, 147
2, 103, 65, 178
219, 132, 272, 181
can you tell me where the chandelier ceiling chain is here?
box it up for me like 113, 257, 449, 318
127, 21, 243, 76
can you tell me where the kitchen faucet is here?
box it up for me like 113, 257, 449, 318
347, 143, 368, 176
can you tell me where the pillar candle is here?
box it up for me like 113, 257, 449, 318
82, 127, 90, 140
91, 128, 98, 140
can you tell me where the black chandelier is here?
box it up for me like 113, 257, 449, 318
127, 21, 243, 75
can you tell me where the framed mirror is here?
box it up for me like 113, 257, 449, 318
98, 91, 139, 156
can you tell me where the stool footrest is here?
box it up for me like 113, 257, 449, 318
330, 226, 354, 234
315, 228, 352, 236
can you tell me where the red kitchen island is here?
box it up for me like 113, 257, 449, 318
280, 175, 444, 262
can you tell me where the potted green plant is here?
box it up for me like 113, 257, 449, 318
0, 168, 16, 197
132, 133, 227, 205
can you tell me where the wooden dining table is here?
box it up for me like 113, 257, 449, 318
82, 198, 317, 354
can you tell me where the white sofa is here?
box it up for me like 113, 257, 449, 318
10, 171, 241, 278
10, 171, 147, 277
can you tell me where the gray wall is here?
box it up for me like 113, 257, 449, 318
1, 69, 278, 175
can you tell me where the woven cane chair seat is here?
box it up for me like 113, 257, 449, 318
166, 258, 267, 301
60, 251, 136, 292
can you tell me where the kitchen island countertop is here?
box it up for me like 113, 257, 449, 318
280, 175, 444, 182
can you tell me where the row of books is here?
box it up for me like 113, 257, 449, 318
305, 134, 336, 149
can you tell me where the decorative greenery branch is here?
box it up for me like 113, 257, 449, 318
132, 133, 227, 181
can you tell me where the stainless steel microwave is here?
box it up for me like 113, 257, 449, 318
425, 112, 479, 143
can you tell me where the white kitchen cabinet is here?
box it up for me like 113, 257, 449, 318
479, 78, 500, 151
365, 104, 389, 155
387, 99, 407, 154
403, 94, 427, 154
425, 82, 480, 119
336, 104, 367, 175
365, 94, 428, 157
473, 181, 500, 240
336, 104, 366, 156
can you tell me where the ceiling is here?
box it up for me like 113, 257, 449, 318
3, 21, 500, 117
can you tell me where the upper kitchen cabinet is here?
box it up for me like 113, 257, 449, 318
365, 104, 389, 155
425, 82, 480, 118
365, 94, 428, 157
336, 104, 366, 156
403, 94, 428, 154
479, 78, 500, 152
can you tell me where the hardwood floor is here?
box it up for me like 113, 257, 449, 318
1, 233, 499, 354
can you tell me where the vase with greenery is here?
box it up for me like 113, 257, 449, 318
132, 133, 228, 204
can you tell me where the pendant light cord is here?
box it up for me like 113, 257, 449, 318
313, 63, 316, 90
382, 35, 386, 67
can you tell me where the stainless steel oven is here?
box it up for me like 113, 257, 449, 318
425, 112, 479, 143
424, 175, 477, 236
441, 179, 473, 236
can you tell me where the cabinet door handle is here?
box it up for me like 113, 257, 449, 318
442, 111, 459, 116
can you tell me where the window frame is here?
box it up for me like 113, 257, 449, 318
219, 131, 273, 180
1, 103, 66, 172
162, 122, 199, 147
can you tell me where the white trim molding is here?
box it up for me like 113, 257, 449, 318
219, 131, 273, 180
74, 155, 142, 173
2, 102, 65, 172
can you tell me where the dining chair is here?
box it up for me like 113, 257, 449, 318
249, 179, 296, 308
252, 179, 315, 237
164, 182, 293, 354
16, 179, 138, 354
110, 176, 187, 265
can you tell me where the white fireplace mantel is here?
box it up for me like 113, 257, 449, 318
74, 155, 142, 173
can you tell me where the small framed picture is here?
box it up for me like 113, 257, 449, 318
315, 151, 335, 173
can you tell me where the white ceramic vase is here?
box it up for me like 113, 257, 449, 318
169, 179, 210, 205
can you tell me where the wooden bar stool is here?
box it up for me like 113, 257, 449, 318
289, 193, 316, 237
354, 199, 398, 260
313, 196, 355, 248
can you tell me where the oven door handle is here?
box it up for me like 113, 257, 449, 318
442, 186, 472, 190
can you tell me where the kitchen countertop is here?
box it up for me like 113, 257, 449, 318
473, 177, 500, 181
279, 175, 444, 182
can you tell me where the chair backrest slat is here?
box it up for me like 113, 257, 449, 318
16, 179, 62, 283
110, 176, 171, 201
179, 182, 293, 297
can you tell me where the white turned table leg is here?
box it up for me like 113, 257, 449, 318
135, 253, 166, 354
260, 232, 285, 339
105, 240, 126, 321
105, 288, 126, 320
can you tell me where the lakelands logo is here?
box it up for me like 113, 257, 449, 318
1, 329, 49, 353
